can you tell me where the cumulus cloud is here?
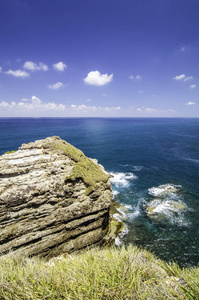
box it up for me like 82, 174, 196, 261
0, 97, 65, 112
130, 106, 175, 114
134, 107, 158, 113
173, 74, 194, 82
190, 84, 196, 89
23, 61, 48, 71
48, 82, 64, 89
70, 104, 120, 112
53, 62, 67, 71
84, 71, 113, 86
0, 101, 16, 108
186, 101, 196, 105
6, 69, 29, 78
173, 74, 186, 81
31, 96, 41, 104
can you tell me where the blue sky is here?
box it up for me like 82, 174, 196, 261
0, 0, 199, 117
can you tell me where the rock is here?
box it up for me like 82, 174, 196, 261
145, 183, 187, 222
103, 200, 127, 246
0, 137, 113, 258
148, 184, 181, 198
145, 199, 186, 221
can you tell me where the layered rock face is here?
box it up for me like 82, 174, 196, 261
0, 137, 113, 258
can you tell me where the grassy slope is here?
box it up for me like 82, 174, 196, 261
0, 245, 199, 300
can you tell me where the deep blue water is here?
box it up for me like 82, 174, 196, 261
0, 118, 199, 267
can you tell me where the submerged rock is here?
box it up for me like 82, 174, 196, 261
146, 199, 186, 220
148, 184, 181, 198
145, 184, 186, 222
0, 137, 113, 258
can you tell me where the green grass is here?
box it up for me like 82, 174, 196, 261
47, 139, 109, 196
4, 150, 16, 154
0, 245, 198, 299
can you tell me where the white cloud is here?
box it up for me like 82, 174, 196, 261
23, 61, 48, 71
184, 76, 194, 82
87, 98, 92, 102
173, 74, 186, 80
138, 90, 143, 94
190, 84, 196, 89
179, 45, 191, 52
173, 74, 194, 82
180, 46, 186, 52
48, 82, 64, 89
145, 107, 158, 113
31, 96, 41, 104
130, 106, 175, 114
70, 104, 120, 112
186, 101, 196, 105
0, 97, 65, 113
0, 67, 2, 73
0, 101, 16, 108
129, 75, 142, 80
6, 69, 29, 78
53, 62, 67, 71
84, 71, 113, 86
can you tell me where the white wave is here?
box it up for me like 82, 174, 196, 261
110, 172, 137, 188
152, 201, 180, 214
112, 190, 119, 198
127, 210, 141, 220
113, 213, 125, 222
117, 203, 140, 221
147, 199, 189, 226
119, 164, 144, 171
123, 204, 133, 210
132, 166, 144, 171
115, 237, 122, 246
115, 224, 129, 246
148, 184, 181, 197
183, 157, 199, 164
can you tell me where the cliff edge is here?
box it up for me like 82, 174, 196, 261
0, 137, 113, 258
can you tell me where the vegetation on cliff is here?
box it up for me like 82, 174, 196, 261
0, 245, 198, 300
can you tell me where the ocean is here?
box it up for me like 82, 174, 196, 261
0, 117, 199, 267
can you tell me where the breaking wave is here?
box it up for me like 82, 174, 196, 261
148, 183, 182, 198
110, 172, 137, 188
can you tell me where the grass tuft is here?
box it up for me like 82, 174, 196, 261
0, 245, 198, 299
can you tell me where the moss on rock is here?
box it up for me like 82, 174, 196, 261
43, 137, 110, 196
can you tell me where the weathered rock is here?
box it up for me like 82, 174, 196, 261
0, 137, 113, 258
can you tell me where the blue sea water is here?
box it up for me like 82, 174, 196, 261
0, 117, 199, 267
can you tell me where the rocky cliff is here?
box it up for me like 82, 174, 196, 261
0, 137, 113, 258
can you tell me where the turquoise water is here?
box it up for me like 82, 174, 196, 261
0, 118, 199, 267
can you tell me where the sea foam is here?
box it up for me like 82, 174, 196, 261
110, 172, 137, 188
148, 184, 181, 197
